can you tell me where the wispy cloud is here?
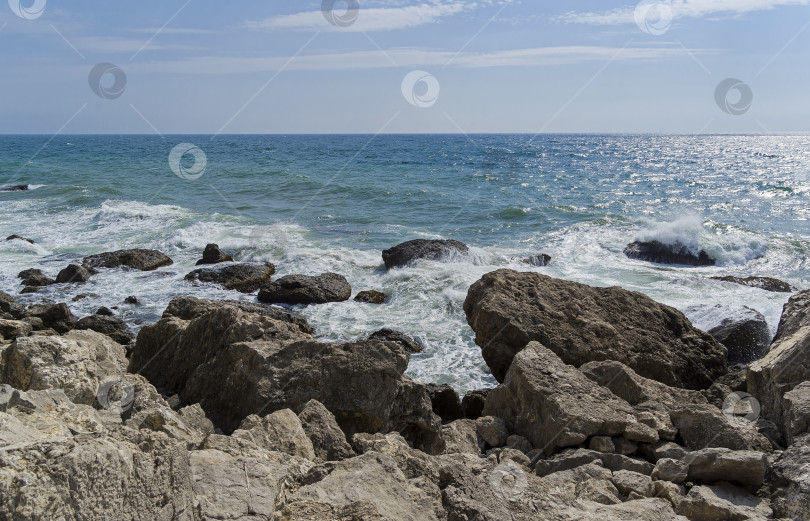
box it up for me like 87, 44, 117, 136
246, 1, 474, 32
560, 0, 810, 25
76, 36, 202, 54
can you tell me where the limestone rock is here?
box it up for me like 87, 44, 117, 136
354, 290, 387, 304
707, 307, 772, 365
258, 272, 351, 305
476, 415, 509, 447
711, 275, 796, 293
783, 381, 810, 446
185, 262, 275, 293
382, 239, 469, 270
442, 419, 482, 455
83, 248, 173, 271
676, 482, 773, 521
685, 448, 768, 487
233, 409, 315, 460
298, 399, 356, 462
17, 268, 54, 288
581, 360, 707, 407
669, 404, 771, 452
590, 436, 616, 453
652, 458, 689, 484
367, 328, 422, 353
161, 295, 312, 334
612, 470, 655, 497
461, 388, 489, 420
0, 319, 32, 341
765, 433, 810, 520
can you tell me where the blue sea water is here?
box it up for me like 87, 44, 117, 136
1, 134, 809, 390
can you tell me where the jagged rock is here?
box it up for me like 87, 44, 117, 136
75, 314, 134, 345
351, 431, 440, 483
624, 240, 716, 266
368, 328, 422, 353
72, 293, 99, 302
129, 300, 442, 453
783, 382, 810, 446
685, 448, 767, 487
623, 422, 660, 444
162, 295, 312, 334
483, 342, 637, 456
534, 448, 655, 478
0, 291, 20, 316
652, 458, 688, 484
765, 433, 810, 520
669, 404, 771, 452
748, 289, 810, 442
524, 253, 552, 266
233, 409, 315, 460
676, 482, 772, 520
1, 330, 126, 405
83, 248, 173, 271
464, 269, 727, 387
55, 263, 96, 284
613, 437, 639, 456
185, 262, 275, 293
23, 303, 77, 334
507, 434, 533, 454
258, 272, 351, 305
354, 290, 387, 304
712, 275, 796, 293
298, 399, 356, 462
17, 268, 54, 287
195, 243, 233, 265
442, 419, 482, 455
0, 319, 32, 341
426, 383, 464, 422
640, 441, 691, 463
708, 307, 772, 365
612, 470, 655, 497
476, 416, 509, 448
461, 388, 489, 420
382, 239, 469, 270
590, 436, 616, 453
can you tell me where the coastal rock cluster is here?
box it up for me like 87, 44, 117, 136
0, 240, 807, 520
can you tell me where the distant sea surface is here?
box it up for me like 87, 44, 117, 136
2, 134, 809, 390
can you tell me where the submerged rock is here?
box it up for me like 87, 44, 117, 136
185, 262, 275, 293
523, 253, 552, 266
195, 243, 234, 265
464, 269, 727, 387
382, 239, 469, 270
6, 234, 34, 244
708, 307, 772, 365
712, 275, 796, 293
83, 248, 173, 271
258, 272, 351, 305
1, 184, 28, 191
624, 240, 716, 266
354, 290, 387, 304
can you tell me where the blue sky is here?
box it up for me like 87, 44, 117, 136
1, 0, 809, 133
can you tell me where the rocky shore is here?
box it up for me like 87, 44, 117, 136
0, 241, 808, 520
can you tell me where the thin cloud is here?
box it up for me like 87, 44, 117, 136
559, 0, 810, 25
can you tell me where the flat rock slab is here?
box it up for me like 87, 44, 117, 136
711, 275, 796, 293
83, 249, 173, 271
185, 262, 275, 293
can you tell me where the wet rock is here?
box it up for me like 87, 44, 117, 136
185, 262, 275, 293
55, 264, 96, 284
0, 290, 19, 315
707, 307, 772, 365
17, 268, 54, 288
298, 399, 356, 462
6, 234, 34, 244
676, 482, 772, 521
382, 239, 469, 270
195, 243, 233, 265
624, 240, 716, 266
426, 383, 464, 422
464, 269, 727, 387
712, 275, 796, 293
124, 295, 139, 304
685, 448, 767, 487
75, 314, 134, 346
461, 389, 490, 420
83, 248, 173, 271
368, 328, 422, 353
232, 409, 315, 460
0, 184, 28, 191
95, 306, 113, 316
258, 272, 351, 305
23, 303, 77, 334
354, 290, 387, 304
523, 253, 552, 266
72, 293, 99, 302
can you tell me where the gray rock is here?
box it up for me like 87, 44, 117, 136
624, 240, 715, 266
75, 314, 134, 345
195, 243, 233, 265
764, 433, 810, 520
354, 290, 387, 304
651, 458, 689, 484
56, 263, 96, 284
17, 268, 54, 288
580, 360, 708, 407
783, 381, 810, 446
161, 295, 312, 334
685, 448, 768, 487
623, 422, 660, 444
676, 482, 773, 521
507, 434, 533, 454
0, 319, 32, 341
442, 419, 482, 455
23, 303, 77, 334
612, 470, 655, 497
476, 415, 509, 447
590, 436, 616, 453
83, 248, 173, 271
464, 269, 727, 387
258, 272, 351, 305
367, 328, 422, 353
708, 307, 772, 365
298, 399, 356, 462
613, 437, 639, 456
534, 448, 654, 477
232, 409, 315, 460
185, 262, 275, 293
639, 440, 691, 462
461, 388, 490, 420
669, 404, 772, 452
382, 239, 469, 270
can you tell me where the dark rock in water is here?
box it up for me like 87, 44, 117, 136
163, 296, 312, 334
1, 184, 28, 192
708, 307, 772, 365
72, 293, 99, 302
258, 272, 351, 305
712, 275, 796, 293
23, 303, 77, 334
195, 243, 234, 265
524, 254, 552, 267
0, 290, 23, 318
6, 235, 34, 244
368, 328, 422, 353
382, 239, 469, 270
185, 262, 275, 293
354, 290, 387, 304
426, 384, 464, 422
124, 296, 140, 305
56, 264, 96, 284
83, 249, 173, 271
464, 269, 727, 388
96, 307, 114, 316
75, 314, 134, 345
624, 240, 716, 266
461, 389, 490, 420
18, 268, 54, 288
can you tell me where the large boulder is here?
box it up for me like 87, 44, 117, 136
624, 240, 716, 266
128, 299, 442, 453
464, 269, 727, 387
75, 314, 135, 346
23, 303, 77, 334
184, 262, 275, 293
669, 404, 771, 452
782, 381, 810, 446
482, 342, 638, 456
55, 264, 96, 284
298, 399, 356, 462
711, 275, 796, 293
232, 409, 315, 460
195, 243, 233, 265
83, 248, 173, 271
764, 433, 810, 520
382, 239, 469, 270
676, 482, 773, 520
684, 448, 767, 487
257, 272, 351, 305
161, 295, 312, 334
748, 289, 810, 441
707, 307, 772, 365
17, 268, 54, 288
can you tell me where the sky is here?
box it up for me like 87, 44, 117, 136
1, 0, 809, 134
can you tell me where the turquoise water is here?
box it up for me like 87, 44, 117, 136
2, 134, 809, 390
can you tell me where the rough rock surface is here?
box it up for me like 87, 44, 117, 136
258, 272, 351, 305
298, 399, 356, 462
75, 314, 135, 345
162, 295, 312, 334
685, 448, 768, 487
83, 248, 173, 271
185, 262, 275, 293
426, 383, 464, 422
464, 269, 727, 387
707, 307, 772, 365
624, 240, 716, 266
354, 290, 387, 304
56, 263, 96, 284
669, 404, 771, 452
382, 239, 469, 270
233, 409, 316, 460
23, 303, 77, 334
764, 433, 810, 520
712, 275, 796, 293
368, 328, 422, 353
17, 268, 54, 288
195, 243, 233, 265
461, 388, 489, 420
676, 482, 772, 520
483, 342, 637, 455
782, 381, 810, 446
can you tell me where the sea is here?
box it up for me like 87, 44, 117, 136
1, 134, 809, 391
